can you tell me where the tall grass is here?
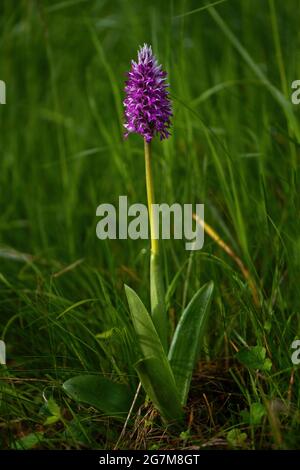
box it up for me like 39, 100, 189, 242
0, 0, 300, 449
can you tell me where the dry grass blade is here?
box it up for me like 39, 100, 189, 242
193, 214, 259, 306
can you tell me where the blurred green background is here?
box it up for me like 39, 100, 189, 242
0, 0, 300, 449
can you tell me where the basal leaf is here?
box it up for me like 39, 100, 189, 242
125, 285, 183, 422
63, 375, 132, 417
135, 357, 183, 422
168, 281, 214, 405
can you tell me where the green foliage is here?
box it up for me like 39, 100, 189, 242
125, 281, 214, 419
236, 346, 272, 372
14, 433, 44, 450
125, 285, 183, 421
241, 403, 266, 426
63, 375, 132, 417
0, 0, 299, 450
168, 282, 214, 405
43, 397, 61, 425
226, 429, 248, 448
150, 252, 168, 352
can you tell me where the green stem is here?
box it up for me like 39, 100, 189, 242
144, 139, 168, 351
144, 140, 158, 255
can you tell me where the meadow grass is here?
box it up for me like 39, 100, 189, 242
0, 0, 300, 449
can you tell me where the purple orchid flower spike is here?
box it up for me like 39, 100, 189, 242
124, 44, 172, 142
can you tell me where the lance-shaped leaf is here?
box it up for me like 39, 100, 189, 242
125, 285, 183, 422
63, 375, 132, 418
168, 281, 214, 406
135, 357, 183, 422
150, 252, 168, 352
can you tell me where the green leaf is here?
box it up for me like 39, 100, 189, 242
125, 285, 183, 422
63, 375, 132, 417
14, 432, 44, 450
135, 357, 183, 422
47, 397, 60, 416
150, 253, 168, 351
96, 328, 116, 339
168, 281, 214, 405
226, 429, 247, 448
236, 345, 272, 371
44, 415, 60, 425
241, 402, 266, 425
43, 397, 61, 425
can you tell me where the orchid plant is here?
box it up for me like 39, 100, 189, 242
123, 44, 214, 422
63, 44, 214, 424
